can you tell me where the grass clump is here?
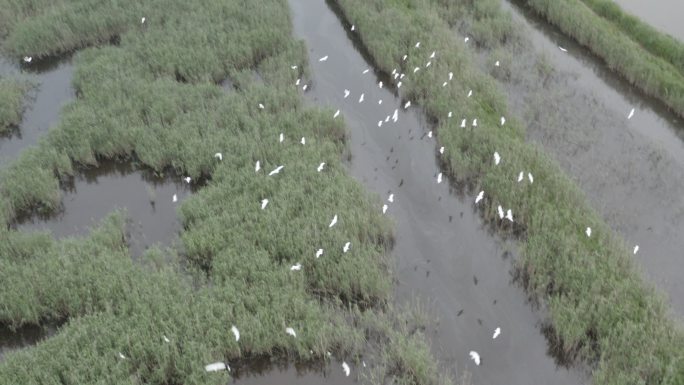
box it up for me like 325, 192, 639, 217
333, 0, 684, 383
516, 0, 684, 118
0, 77, 30, 134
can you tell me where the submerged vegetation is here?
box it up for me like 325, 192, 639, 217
516, 0, 684, 118
333, 0, 684, 383
0, 0, 452, 384
0, 77, 29, 134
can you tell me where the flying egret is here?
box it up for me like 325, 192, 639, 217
362, 69, 370, 74
475, 190, 484, 204
439, 146, 445, 154
255, 160, 261, 172
493, 327, 501, 339
343, 242, 351, 253
413, 67, 420, 73
344, 89, 350, 98
333, 110, 340, 119
628, 108, 635, 119
501, 116, 506, 126
163, 335, 170, 343
301, 137, 306, 145
290, 263, 302, 271
633, 245, 639, 254
258, 103, 265, 109
279, 133, 284, 143
268, 165, 284, 176
205, 362, 227, 372
495, 60, 500, 67
467, 90, 473, 97
506, 209, 513, 222
329, 214, 338, 228
316, 249, 324, 258
402, 54, 408, 61
469, 351, 480, 366
528, 173, 534, 184
430, 51, 436, 59
586, 227, 592, 237
472, 119, 478, 127
518, 172, 524, 182
497, 205, 504, 219
184, 176, 192, 183
437, 173, 443, 184
118, 352, 126, 359
319, 55, 329, 62
317, 162, 325, 172
285, 327, 297, 337
460, 119, 466, 128
415, 41, 421, 48
342, 362, 351, 376
231, 325, 240, 342
448, 72, 453, 81
382, 204, 388, 214
261, 199, 269, 210
404, 101, 411, 109
494, 152, 501, 165
558, 46, 568, 52
378, 81, 383, 88
23, 56, 32, 63
141, 17, 146, 24
359, 93, 365, 103
215, 152, 222, 161
172, 194, 177, 203
388, 193, 394, 203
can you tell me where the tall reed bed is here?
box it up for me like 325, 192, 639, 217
0, 77, 30, 133
333, 0, 684, 383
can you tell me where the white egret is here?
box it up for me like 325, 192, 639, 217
472, 119, 477, 127
497, 205, 504, 219
447, 111, 452, 118
362, 69, 370, 74
296, 78, 300, 86
506, 209, 513, 222
494, 152, 500, 165
118, 352, 126, 359
205, 362, 227, 372
268, 165, 284, 176
261, 199, 269, 210
163, 335, 170, 343
301, 137, 306, 145
344, 89, 350, 98
397, 81, 402, 88
402, 54, 408, 61
426, 61, 431, 68
558, 46, 568, 52
501, 116, 506, 126
634, 245, 639, 254
319, 55, 329, 62
342, 362, 351, 376
428, 131, 433, 138
343, 242, 351, 253
394, 73, 399, 79
290, 263, 302, 271
255, 160, 261, 172
23, 56, 32, 63
378, 120, 383, 127
378, 81, 383, 88
279, 133, 284, 143
404, 101, 411, 109
172, 194, 177, 203
460, 119, 466, 128
317, 162, 325, 172
413, 67, 420, 73
333, 109, 340, 119
400, 73, 405, 79
382, 204, 388, 214
464, 37, 470, 43
351, 24, 355, 31
437, 172, 443, 184
359, 93, 365, 103
415, 41, 421, 48
495, 60, 500, 67
518, 172, 524, 182
285, 327, 297, 337
493, 327, 501, 339
215, 152, 222, 161
475, 190, 484, 204
469, 351, 480, 366
258, 103, 265, 109
586, 227, 592, 237
291, 65, 298, 69
388, 193, 394, 203
302, 84, 308, 91
628, 108, 635, 119
316, 249, 324, 258
231, 325, 240, 342
141, 17, 146, 24
184, 176, 192, 183
443, 81, 448, 87
378, 99, 383, 105
448, 72, 453, 81
430, 51, 436, 59
329, 214, 338, 228
467, 89, 473, 97
392, 109, 398, 122
528, 172, 534, 184
439, 146, 445, 154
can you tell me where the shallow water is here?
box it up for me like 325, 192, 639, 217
611, 0, 684, 41
501, 0, 684, 318
0, 324, 55, 361
289, 0, 586, 383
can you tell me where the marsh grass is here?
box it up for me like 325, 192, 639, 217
0, 77, 30, 134
333, 0, 684, 383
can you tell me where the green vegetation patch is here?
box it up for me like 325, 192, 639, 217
0, 77, 30, 134
333, 0, 684, 383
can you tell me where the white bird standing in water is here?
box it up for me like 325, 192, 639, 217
428, 131, 433, 138
506, 209, 513, 222
285, 327, 297, 337
397, 81, 402, 88
214, 152, 222, 161
497, 205, 504, 219
404, 101, 411, 109
255, 160, 261, 172
343, 242, 351, 253
205, 362, 227, 372
172, 194, 177, 203
317, 162, 326, 172
329, 214, 338, 228
392, 109, 399, 122
559, 46, 568, 52
344, 89, 350, 98
439, 146, 445, 154
475, 190, 484, 204
437, 172, 443, 184
302, 84, 308, 91
261, 199, 269, 210
362, 69, 370, 74
634, 245, 639, 254
319, 55, 329, 62
469, 351, 480, 366
184, 176, 191, 183
464, 37, 470, 43
388, 193, 394, 203
359, 93, 365, 103
231, 325, 240, 342
378, 81, 383, 88
290, 263, 302, 271
586, 227, 592, 237
316, 249, 324, 258
333, 109, 340, 119
494, 152, 501, 165
342, 362, 351, 376
268, 165, 284, 176
492, 327, 501, 339
518, 172, 524, 182
628, 108, 635, 119
351, 24, 355, 31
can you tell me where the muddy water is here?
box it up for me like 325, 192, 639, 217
499, 0, 684, 318
15, 161, 191, 257
290, 0, 586, 384
611, 0, 684, 41
0, 56, 75, 165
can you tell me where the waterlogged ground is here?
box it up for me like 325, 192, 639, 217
612, 0, 684, 40
290, 0, 586, 383
496, 0, 684, 317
